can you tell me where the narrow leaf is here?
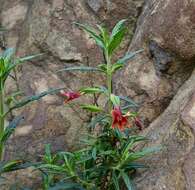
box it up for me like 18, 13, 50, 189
110, 94, 120, 106
97, 25, 110, 46
79, 87, 103, 94
75, 22, 105, 50
127, 146, 162, 162
18, 53, 43, 62
57, 66, 102, 73
1, 116, 24, 144
117, 49, 144, 64
119, 96, 139, 107
80, 104, 102, 112
108, 27, 127, 55
49, 182, 85, 190
112, 171, 120, 190
111, 63, 123, 73
97, 64, 107, 73
2, 48, 15, 59
111, 19, 127, 38
121, 171, 134, 190
0, 160, 32, 173
92, 147, 97, 160
8, 88, 64, 112
88, 114, 110, 129
124, 163, 148, 170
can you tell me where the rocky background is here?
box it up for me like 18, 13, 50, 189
0, 0, 195, 189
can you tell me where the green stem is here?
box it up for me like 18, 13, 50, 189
0, 81, 4, 160
70, 171, 94, 189
66, 162, 94, 190
105, 52, 112, 113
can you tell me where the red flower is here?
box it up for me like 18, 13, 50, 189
134, 117, 143, 130
111, 106, 130, 131
60, 91, 81, 103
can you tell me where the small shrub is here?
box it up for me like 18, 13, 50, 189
37, 20, 160, 190
0, 48, 63, 177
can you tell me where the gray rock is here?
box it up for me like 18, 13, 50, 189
87, 0, 103, 12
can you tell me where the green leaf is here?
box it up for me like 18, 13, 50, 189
111, 63, 123, 73
112, 171, 120, 190
2, 53, 43, 83
119, 96, 139, 108
97, 25, 110, 46
123, 163, 148, 170
0, 116, 24, 144
0, 160, 33, 173
121, 136, 148, 156
99, 150, 114, 156
57, 66, 102, 73
111, 19, 127, 38
121, 171, 134, 190
18, 53, 43, 62
113, 128, 124, 139
2, 48, 15, 59
110, 94, 120, 106
3, 118, 21, 138
79, 87, 103, 94
44, 144, 53, 163
117, 49, 144, 64
92, 147, 97, 160
108, 27, 127, 55
88, 114, 110, 129
49, 182, 85, 190
127, 146, 162, 162
0, 27, 6, 31
37, 164, 67, 173
80, 104, 103, 112
75, 22, 105, 50
97, 64, 107, 73
111, 50, 144, 74
8, 88, 64, 113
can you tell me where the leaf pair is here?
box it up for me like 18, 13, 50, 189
0, 48, 42, 86
7, 88, 65, 115
111, 49, 144, 74
0, 160, 33, 173
75, 19, 127, 56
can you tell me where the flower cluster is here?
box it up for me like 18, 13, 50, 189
59, 90, 143, 131
111, 106, 129, 130
60, 91, 81, 103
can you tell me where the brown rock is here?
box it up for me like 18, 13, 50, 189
134, 70, 195, 190
115, 0, 195, 125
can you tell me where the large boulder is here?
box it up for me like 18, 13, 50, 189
134, 69, 195, 190
122, 0, 195, 189
115, 0, 195, 125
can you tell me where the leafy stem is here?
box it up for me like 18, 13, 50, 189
105, 51, 112, 113
0, 80, 5, 160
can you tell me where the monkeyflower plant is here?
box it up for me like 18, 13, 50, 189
38, 20, 160, 190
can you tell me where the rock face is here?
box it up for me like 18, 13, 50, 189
116, 0, 195, 126
123, 0, 195, 189
135, 70, 195, 190
0, 0, 144, 188
0, 0, 195, 189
